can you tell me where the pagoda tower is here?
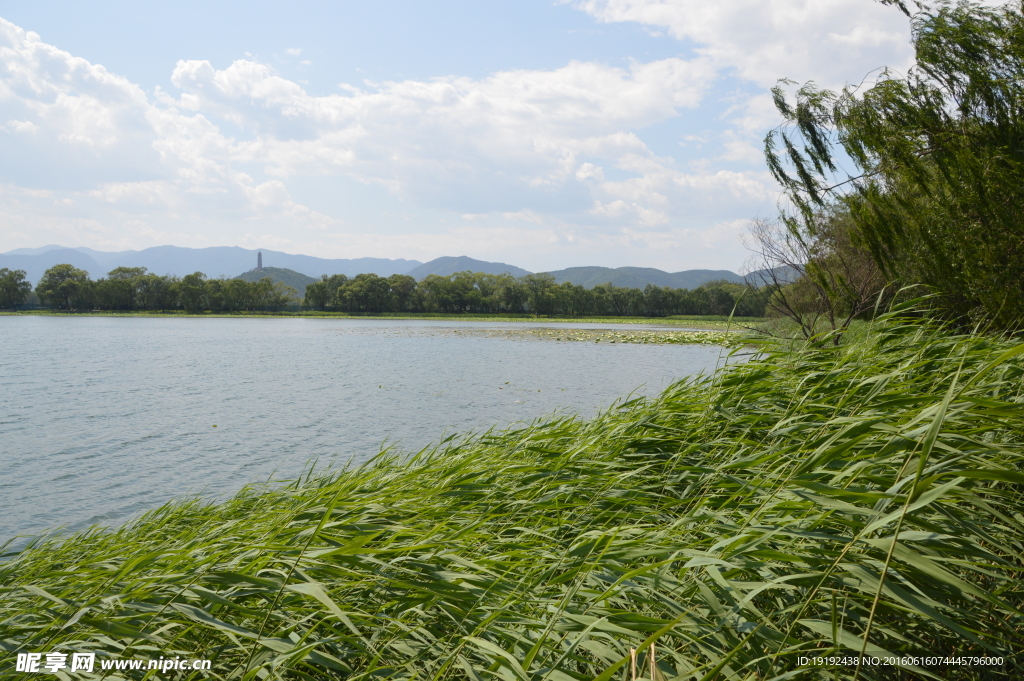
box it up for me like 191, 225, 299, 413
257, 251, 263, 270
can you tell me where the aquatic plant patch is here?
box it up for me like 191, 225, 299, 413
2, 312, 1022, 679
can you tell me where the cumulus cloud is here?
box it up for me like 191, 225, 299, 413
0, 12, 782, 268
0, 18, 346, 235
563, 0, 933, 187
576, 163, 605, 182
165, 55, 720, 216
568, 0, 916, 87
0, 19, 165, 190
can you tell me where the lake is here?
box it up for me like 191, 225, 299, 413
0, 316, 736, 549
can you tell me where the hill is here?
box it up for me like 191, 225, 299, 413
743, 264, 802, 286
0, 248, 104, 285
405, 256, 531, 279
2, 245, 792, 291
113, 246, 421, 280
3, 244, 73, 256
234, 267, 318, 297
0, 246, 422, 284
545, 266, 743, 289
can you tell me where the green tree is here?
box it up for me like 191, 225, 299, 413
265, 281, 299, 311
447, 271, 479, 312
304, 274, 348, 310
419, 275, 457, 313
594, 283, 639, 316
766, 1, 1024, 330
523, 273, 556, 315
176, 272, 208, 312
499, 277, 529, 313
0, 268, 32, 308
553, 282, 591, 317
136, 274, 177, 310
336, 273, 391, 312
94, 266, 150, 310
36, 264, 90, 310
213, 279, 240, 310
642, 284, 670, 317
470, 273, 502, 313
206, 278, 229, 311
108, 266, 147, 280
387, 274, 419, 312
249, 279, 274, 310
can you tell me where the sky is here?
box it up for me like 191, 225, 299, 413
0, 0, 921, 272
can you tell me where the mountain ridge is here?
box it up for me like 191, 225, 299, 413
543, 266, 743, 289
0, 245, 422, 285
1, 245, 784, 290
405, 256, 531, 279
234, 267, 318, 297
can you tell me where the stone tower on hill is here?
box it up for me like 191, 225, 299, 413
256, 251, 263, 270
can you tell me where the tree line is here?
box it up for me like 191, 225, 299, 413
305, 271, 765, 316
0, 265, 298, 312
0, 264, 768, 317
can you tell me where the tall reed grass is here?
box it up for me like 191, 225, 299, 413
2, 311, 1022, 679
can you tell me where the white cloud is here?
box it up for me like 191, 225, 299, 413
89, 181, 180, 207
502, 209, 545, 224
0, 13, 778, 269
566, 0, 926, 177
575, 162, 605, 182
0, 18, 164, 187
568, 0, 915, 88
5, 119, 37, 133
166, 56, 718, 212
0, 17, 347, 233
159, 53, 741, 231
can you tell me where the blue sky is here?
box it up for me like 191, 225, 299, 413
0, 0, 918, 271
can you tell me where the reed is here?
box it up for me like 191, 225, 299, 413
2, 309, 1022, 679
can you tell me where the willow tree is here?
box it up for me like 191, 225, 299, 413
766, 0, 1024, 331
0, 268, 32, 308
36, 264, 90, 310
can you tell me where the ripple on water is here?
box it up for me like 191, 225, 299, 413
0, 316, 740, 549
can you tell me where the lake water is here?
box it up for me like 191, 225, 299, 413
0, 316, 734, 549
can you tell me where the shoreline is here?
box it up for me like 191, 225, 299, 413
0, 310, 760, 329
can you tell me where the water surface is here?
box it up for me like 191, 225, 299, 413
0, 316, 734, 547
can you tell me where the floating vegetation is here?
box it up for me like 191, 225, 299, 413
514, 328, 743, 346
339, 326, 745, 346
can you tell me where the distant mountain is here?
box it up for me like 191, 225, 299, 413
101, 246, 422, 280
0, 248, 105, 284
405, 256, 532, 279
0, 245, 422, 285
743, 265, 803, 286
234, 267, 318, 297
545, 266, 743, 289
1, 244, 793, 291
3, 244, 73, 256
